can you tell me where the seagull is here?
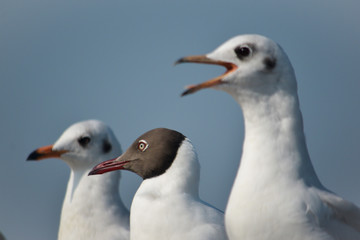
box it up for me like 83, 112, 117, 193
89, 128, 228, 240
175, 34, 360, 240
27, 120, 130, 240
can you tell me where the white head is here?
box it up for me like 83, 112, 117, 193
176, 34, 297, 102
27, 120, 122, 171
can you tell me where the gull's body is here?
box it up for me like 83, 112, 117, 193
90, 128, 227, 240
27, 120, 130, 240
176, 34, 360, 240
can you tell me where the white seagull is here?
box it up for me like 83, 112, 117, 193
175, 34, 360, 240
89, 128, 228, 240
27, 120, 130, 240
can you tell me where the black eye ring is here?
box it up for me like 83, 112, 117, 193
137, 140, 149, 152
78, 136, 91, 147
234, 45, 252, 59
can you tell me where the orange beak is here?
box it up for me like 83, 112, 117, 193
27, 145, 68, 161
175, 55, 237, 96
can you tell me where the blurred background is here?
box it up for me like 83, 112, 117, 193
1, 0, 360, 239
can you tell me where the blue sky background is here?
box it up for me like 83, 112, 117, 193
1, 0, 360, 239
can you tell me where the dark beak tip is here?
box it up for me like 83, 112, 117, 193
174, 57, 186, 66
88, 168, 101, 176
26, 151, 39, 161
181, 87, 197, 97
181, 90, 190, 97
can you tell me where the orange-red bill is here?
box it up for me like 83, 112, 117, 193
88, 158, 131, 175
27, 145, 67, 161
175, 55, 237, 96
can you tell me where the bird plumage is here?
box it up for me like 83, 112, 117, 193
90, 128, 228, 240
27, 120, 130, 240
176, 34, 360, 240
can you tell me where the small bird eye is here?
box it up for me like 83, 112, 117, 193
234, 46, 252, 59
137, 140, 149, 152
78, 136, 91, 147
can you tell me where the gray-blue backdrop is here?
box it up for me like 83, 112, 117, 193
1, 0, 360, 239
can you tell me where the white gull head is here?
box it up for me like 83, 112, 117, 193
52, 120, 122, 170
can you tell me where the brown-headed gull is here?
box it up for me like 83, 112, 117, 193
89, 128, 228, 240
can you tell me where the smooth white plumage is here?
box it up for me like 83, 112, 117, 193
89, 128, 227, 240
28, 120, 129, 240
177, 34, 360, 240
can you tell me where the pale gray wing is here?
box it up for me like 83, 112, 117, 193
317, 189, 360, 239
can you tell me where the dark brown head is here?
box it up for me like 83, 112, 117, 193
89, 128, 186, 179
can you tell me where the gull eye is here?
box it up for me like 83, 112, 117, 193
137, 140, 149, 152
234, 45, 252, 60
78, 136, 91, 147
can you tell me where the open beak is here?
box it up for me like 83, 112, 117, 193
88, 156, 131, 175
175, 55, 237, 96
27, 145, 68, 161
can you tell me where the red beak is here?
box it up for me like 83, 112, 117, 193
88, 157, 131, 175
